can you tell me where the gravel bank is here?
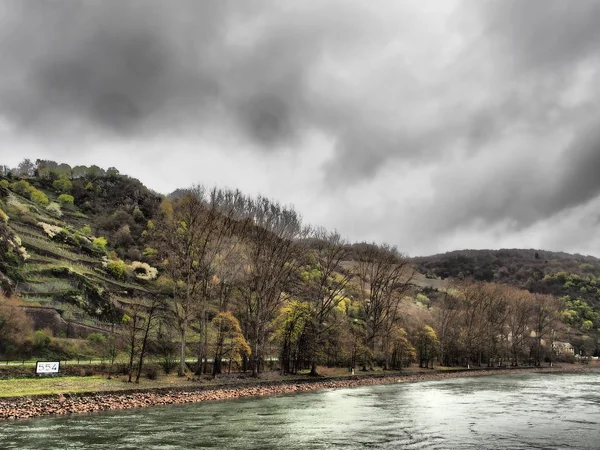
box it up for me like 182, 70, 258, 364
0, 365, 596, 421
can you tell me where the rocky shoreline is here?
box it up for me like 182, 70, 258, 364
0, 365, 596, 421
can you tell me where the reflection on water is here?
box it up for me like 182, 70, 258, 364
0, 372, 599, 449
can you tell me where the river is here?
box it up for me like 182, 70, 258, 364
1, 372, 598, 449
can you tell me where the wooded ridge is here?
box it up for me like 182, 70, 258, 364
0, 159, 598, 382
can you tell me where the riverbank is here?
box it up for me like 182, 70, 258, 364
1, 365, 597, 421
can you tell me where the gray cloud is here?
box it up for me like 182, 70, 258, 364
0, 1, 373, 149
3, 0, 600, 256
483, 0, 600, 70
0, 1, 470, 180
412, 0, 600, 236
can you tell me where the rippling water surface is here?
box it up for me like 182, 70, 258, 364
1, 372, 599, 449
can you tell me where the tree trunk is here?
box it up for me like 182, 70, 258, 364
135, 314, 154, 383
127, 316, 137, 383
179, 319, 187, 377
309, 360, 318, 376
252, 323, 260, 377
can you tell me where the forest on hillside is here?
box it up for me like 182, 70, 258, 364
0, 159, 598, 382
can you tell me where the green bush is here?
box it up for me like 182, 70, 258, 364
52, 178, 72, 193
30, 188, 49, 206
133, 207, 145, 222
87, 333, 106, 345
10, 180, 31, 196
0, 180, 9, 189
143, 247, 158, 258
57, 194, 75, 206
46, 202, 63, 218
93, 236, 107, 250
82, 225, 92, 236
107, 259, 128, 280
33, 330, 52, 349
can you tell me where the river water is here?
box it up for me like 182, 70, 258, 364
1, 372, 598, 449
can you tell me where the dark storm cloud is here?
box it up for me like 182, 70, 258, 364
483, 0, 600, 70
3, 0, 600, 255
0, 1, 280, 136
419, 0, 600, 234
0, 0, 378, 152
552, 124, 600, 211
0, 0, 466, 182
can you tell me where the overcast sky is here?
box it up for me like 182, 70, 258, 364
1, 0, 600, 257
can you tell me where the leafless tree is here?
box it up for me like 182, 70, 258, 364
237, 196, 309, 377
353, 243, 414, 369
303, 228, 352, 375
151, 186, 243, 376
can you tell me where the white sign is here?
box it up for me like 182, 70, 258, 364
36, 361, 60, 374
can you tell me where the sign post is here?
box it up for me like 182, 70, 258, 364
35, 361, 60, 375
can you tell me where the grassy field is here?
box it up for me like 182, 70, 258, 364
0, 375, 201, 398
0, 365, 438, 398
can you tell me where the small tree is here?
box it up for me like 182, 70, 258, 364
0, 299, 33, 357
46, 202, 62, 218
389, 326, 415, 369
52, 178, 73, 194
93, 236, 108, 251
57, 194, 75, 207
9, 180, 30, 196
29, 189, 49, 206
417, 325, 439, 368
106, 259, 127, 280
210, 311, 251, 377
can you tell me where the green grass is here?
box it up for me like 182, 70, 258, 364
0, 376, 127, 397
19, 234, 97, 263
8, 222, 47, 239
0, 375, 199, 398
19, 295, 55, 304
85, 271, 149, 292
20, 279, 76, 294
22, 261, 94, 275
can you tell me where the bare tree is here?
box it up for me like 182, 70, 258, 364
455, 280, 497, 366
532, 293, 561, 366
134, 296, 163, 383
302, 229, 352, 376
237, 196, 308, 377
434, 290, 462, 366
151, 186, 239, 376
506, 287, 534, 366
121, 301, 143, 383
352, 243, 414, 369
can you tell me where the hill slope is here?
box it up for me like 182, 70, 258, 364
0, 165, 162, 331
1, 161, 599, 363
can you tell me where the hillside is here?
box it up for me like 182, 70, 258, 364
413, 248, 600, 283
1, 159, 599, 372
0, 162, 162, 333
414, 249, 600, 352
414, 248, 600, 303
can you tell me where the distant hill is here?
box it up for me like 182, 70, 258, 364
413, 248, 600, 284
413, 248, 600, 327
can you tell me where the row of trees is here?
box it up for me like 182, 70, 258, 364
1, 159, 120, 180
0, 160, 574, 376
142, 187, 569, 378
143, 187, 423, 377
435, 282, 563, 367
